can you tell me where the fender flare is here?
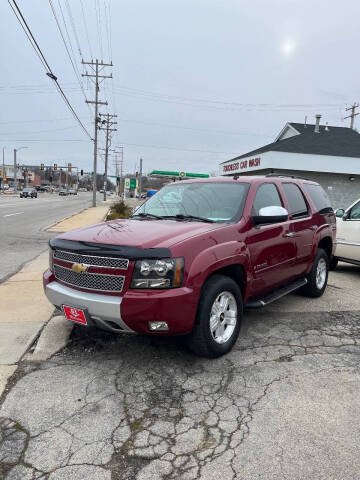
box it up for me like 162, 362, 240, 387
186, 240, 250, 292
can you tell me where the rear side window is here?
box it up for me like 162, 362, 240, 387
303, 184, 333, 214
252, 183, 283, 215
282, 183, 309, 218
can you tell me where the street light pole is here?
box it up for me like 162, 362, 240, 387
13, 146, 28, 193
13, 149, 17, 193
2, 147, 5, 192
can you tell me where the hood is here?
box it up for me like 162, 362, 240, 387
57, 218, 223, 249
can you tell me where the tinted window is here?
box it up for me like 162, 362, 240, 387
349, 201, 360, 220
282, 183, 308, 218
303, 184, 333, 214
252, 183, 282, 216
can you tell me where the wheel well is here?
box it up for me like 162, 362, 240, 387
318, 236, 332, 259
208, 264, 246, 297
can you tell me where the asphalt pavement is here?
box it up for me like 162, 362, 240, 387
0, 192, 102, 282
1, 307, 360, 480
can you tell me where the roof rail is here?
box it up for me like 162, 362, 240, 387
265, 173, 309, 180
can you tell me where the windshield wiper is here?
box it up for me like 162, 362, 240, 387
162, 214, 215, 223
131, 212, 163, 220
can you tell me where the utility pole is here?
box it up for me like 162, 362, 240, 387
2, 147, 5, 192
99, 113, 117, 201
82, 59, 112, 207
13, 150, 17, 193
345, 103, 359, 129
139, 158, 143, 199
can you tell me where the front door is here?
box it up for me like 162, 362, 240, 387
246, 183, 297, 296
336, 200, 360, 262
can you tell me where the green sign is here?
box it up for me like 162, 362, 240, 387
149, 170, 210, 178
130, 178, 137, 189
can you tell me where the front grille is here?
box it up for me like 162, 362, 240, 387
53, 249, 129, 270
54, 264, 125, 292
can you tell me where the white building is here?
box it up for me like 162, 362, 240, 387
220, 115, 360, 206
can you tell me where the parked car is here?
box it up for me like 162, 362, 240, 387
59, 189, 69, 196
68, 189, 77, 195
20, 187, 37, 198
35, 185, 47, 192
330, 198, 360, 269
44, 175, 336, 358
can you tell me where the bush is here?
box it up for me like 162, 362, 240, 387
106, 200, 133, 220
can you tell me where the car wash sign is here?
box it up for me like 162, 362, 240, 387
222, 156, 261, 175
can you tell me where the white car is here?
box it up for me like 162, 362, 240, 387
331, 198, 360, 269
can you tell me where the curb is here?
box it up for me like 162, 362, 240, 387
42, 208, 87, 232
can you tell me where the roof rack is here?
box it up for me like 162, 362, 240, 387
265, 173, 309, 181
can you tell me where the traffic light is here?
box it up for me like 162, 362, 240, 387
136, 171, 138, 178
68, 163, 72, 172
116, 176, 120, 185
54, 163, 57, 171
40, 163, 44, 171
49, 176, 53, 183
80, 169, 83, 176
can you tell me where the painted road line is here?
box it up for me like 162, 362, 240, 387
3, 212, 24, 217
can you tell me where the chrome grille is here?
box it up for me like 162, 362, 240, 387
53, 249, 129, 270
54, 265, 125, 292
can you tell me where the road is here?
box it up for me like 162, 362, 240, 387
0, 192, 102, 282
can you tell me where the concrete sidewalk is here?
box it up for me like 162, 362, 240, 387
46, 205, 109, 232
0, 204, 110, 397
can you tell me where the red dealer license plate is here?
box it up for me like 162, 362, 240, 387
62, 305, 88, 325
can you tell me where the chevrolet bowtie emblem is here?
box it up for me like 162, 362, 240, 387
72, 263, 88, 274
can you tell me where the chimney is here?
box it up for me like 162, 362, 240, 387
325, 122, 329, 131
304, 115, 307, 128
314, 114, 321, 133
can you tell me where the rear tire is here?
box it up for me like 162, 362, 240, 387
187, 275, 243, 358
301, 248, 328, 298
329, 256, 338, 270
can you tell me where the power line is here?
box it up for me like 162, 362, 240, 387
48, 0, 90, 110
64, 0, 83, 59
113, 85, 343, 109
94, 0, 103, 59
80, 0, 93, 59
8, 0, 92, 139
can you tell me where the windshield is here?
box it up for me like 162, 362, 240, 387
133, 182, 250, 223
23, 188, 32, 192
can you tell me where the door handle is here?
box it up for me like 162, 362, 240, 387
284, 232, 296, 237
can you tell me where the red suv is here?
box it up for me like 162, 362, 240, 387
43, 175, 336, 357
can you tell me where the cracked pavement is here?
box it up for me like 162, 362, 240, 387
1, 306, 360, 479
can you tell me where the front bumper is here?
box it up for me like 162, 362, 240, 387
44, 270, 198, 335
45, 280, 135, 333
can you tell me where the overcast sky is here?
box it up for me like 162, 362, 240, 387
1, 0, 360, 177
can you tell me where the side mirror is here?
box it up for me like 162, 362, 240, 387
335, 208, 345, 218
252, 206, 289, 225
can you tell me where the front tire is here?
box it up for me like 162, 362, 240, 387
301, 248, 329, 298
187, 275, 243, 358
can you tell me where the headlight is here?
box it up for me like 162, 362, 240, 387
49, 248, 54, 272
131, 258, 184, 289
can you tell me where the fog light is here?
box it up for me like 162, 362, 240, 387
149, 321, 169, 331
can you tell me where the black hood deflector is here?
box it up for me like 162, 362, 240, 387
50, 238, 172, 260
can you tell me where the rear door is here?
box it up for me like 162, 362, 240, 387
246, 182, 297, 296
281, 182, 315, 275
336, 200, 360, 262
